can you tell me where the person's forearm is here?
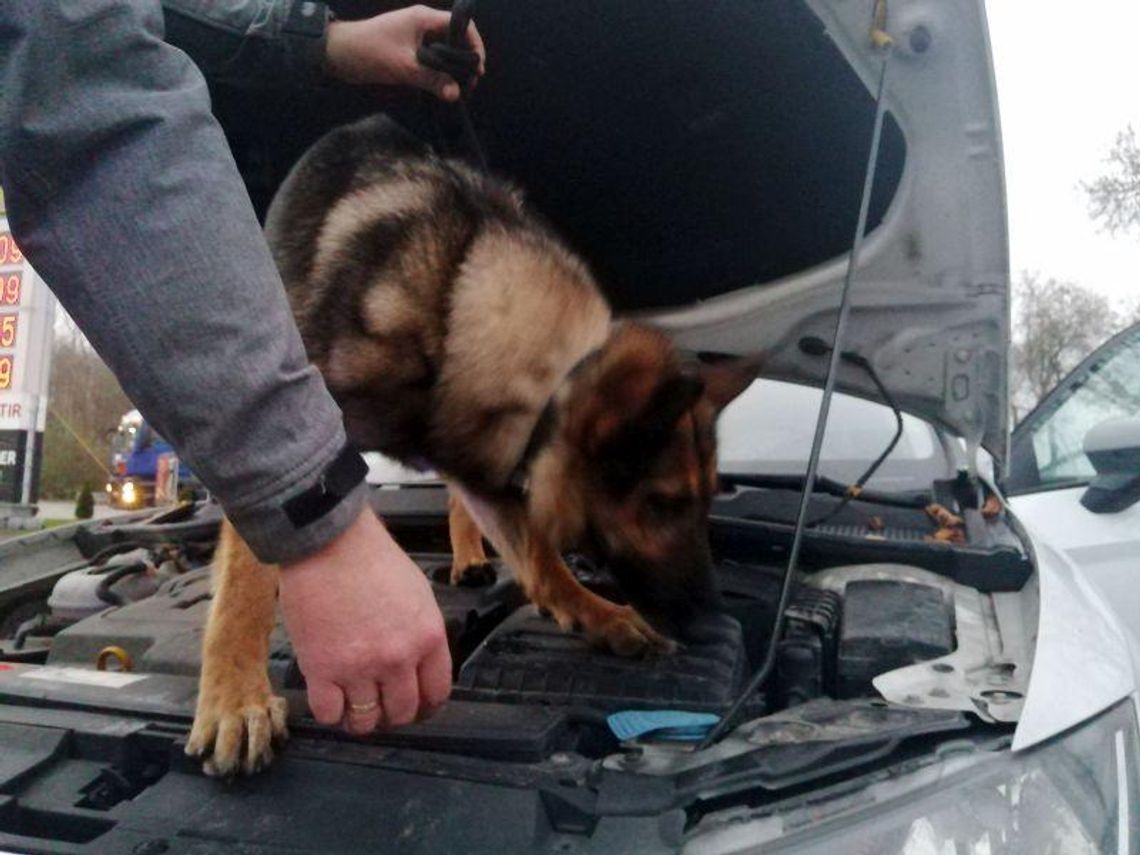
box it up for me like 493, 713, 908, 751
162, 0, 330, 87
0, 0, 364, 563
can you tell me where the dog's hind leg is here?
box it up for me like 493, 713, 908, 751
455, 489, 672, 656
447, 485, 496, 586
186, 520, 288, 776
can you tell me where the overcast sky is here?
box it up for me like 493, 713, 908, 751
986, 1, 1140, 307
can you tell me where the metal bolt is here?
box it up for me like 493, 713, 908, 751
621, 746, 645, 768
909, 25, 932, 54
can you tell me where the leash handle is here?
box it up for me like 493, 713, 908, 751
416, 0, 481, 91
415, 0, 489, 173
448, 0, 477, 52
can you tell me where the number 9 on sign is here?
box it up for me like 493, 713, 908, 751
0, 356, 12, 390
1, 274, 20, 306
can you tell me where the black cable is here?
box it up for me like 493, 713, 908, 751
95, 562, 149, 607
795, 337, 906, 528
719, 472, 929, 509
699, 45, 894, 750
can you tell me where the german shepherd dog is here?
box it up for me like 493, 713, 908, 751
186, 116, 760, 774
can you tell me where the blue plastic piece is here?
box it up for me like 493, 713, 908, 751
606, 710, 720, 742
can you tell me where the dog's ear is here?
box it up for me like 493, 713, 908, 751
576, 368, 699, 455
589, 371, 704, 494
698, 353, 763, 412
629, 370, 705, 440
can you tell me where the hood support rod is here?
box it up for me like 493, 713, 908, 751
699, 37, 895, 749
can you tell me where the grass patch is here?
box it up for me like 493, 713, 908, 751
0, 519, 73, 541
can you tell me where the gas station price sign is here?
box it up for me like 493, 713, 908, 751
0, 234, 21, 393
0, 231, 23, 266
0, 222, 56, 505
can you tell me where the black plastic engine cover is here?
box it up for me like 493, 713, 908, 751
456, 606, 754, 713
836, 579, 954, 698
47, 555, 523, 686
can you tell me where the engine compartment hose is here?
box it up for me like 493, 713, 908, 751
95, 562, 148, 607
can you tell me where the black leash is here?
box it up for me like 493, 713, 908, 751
416, 0, 489, 172
419, 0, 561, 497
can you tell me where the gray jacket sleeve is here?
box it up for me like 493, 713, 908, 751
161, 0, 330, 87
0, 0, 367, 564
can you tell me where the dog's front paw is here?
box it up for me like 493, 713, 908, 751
450, 558, 497, 587
186, 681, 288, 777
589, 604, 676, 657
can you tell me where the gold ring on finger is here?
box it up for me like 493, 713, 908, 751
348, 700, 379, 715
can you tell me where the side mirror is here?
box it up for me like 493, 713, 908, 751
1080, 416, 1140, 514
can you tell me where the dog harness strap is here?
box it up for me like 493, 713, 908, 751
282, 445, 368, 529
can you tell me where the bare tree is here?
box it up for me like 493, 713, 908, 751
1085, 125, 1140, 236
1086, 125, 1140, 235
1117, 293, 1140, 326
1009, 272, 1125, 419
40, 318, 132, 500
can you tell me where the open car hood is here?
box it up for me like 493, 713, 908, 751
459, 0, 1010, 466
220, 0, 1009, 465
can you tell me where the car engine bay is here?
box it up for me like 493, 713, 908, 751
0, 481, 1035, 759
0, 481, 1045, 851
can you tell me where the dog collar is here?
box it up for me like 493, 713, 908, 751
504, 348, 602, 497
505, 399, 558, 496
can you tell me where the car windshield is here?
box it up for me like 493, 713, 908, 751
1025, 326, 1140, 487
719, 378, 950, 491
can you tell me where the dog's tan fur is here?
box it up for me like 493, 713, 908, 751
186, 116, 757, 776
187, 523, 287, 776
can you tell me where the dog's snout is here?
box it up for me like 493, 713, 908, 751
607, 550, 722, 641
660, 572, 723, 642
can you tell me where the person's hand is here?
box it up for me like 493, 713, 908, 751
325, 5, 486, 101
278, 505, 451, 734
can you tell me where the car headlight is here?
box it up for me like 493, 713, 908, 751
687, 700, 1139, 854
121, 481, 138, 505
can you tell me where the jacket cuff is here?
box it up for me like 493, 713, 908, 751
160, 0, 332, 88
225, 442, 371, 565
282, 0, 332, 86
229, 477, 369, 566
